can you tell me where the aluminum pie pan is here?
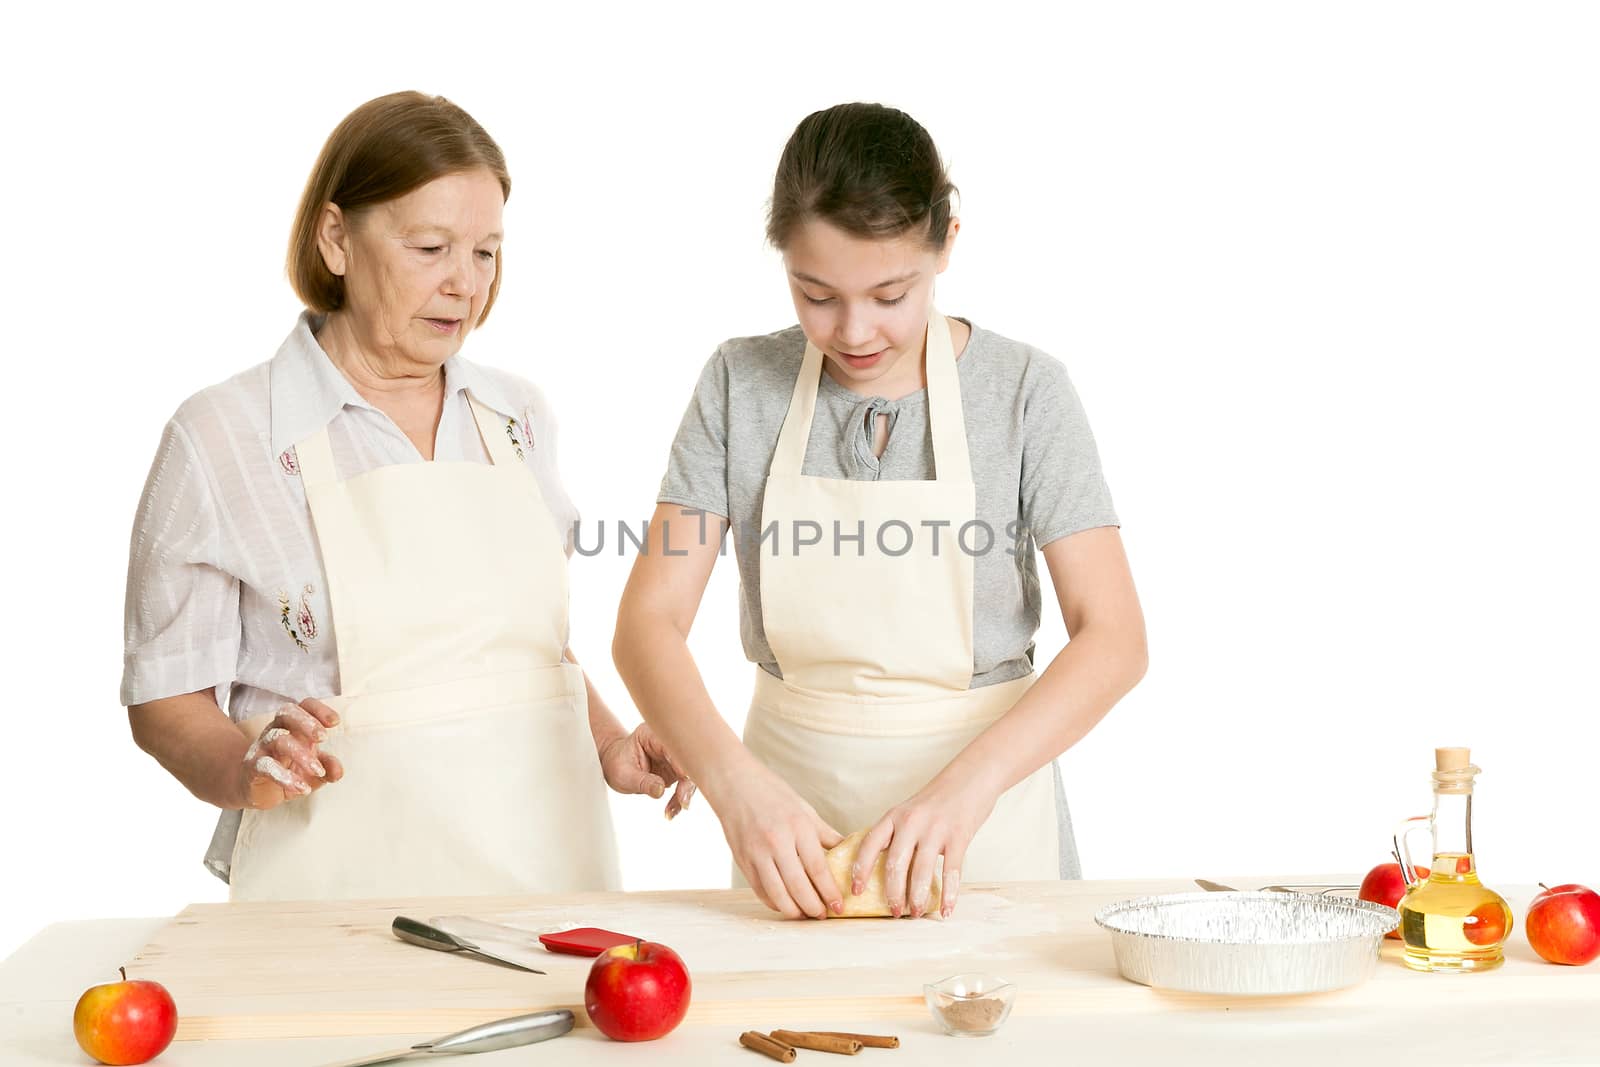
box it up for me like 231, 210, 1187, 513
1093, 891, 1400, 995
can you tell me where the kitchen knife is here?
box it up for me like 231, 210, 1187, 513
1195, 879, 1358, 895
392, 916, 546, 974
314, 1009, 573, 1067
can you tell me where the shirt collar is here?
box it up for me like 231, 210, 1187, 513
269, 312, 522, 457
441, 350, 522, 425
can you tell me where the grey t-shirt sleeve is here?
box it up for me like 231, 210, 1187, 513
1021, 358, 1120, 546
657, 346, 732, 519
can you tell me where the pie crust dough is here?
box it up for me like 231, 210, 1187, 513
824, 829, 943, 918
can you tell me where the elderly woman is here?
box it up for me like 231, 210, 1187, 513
122, 91, 689, 900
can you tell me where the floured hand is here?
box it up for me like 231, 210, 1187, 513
597, 722, 697, 819
239, 698, 344, 810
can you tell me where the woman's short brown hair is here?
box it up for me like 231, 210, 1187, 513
766, 102, 957, 252
287, 91, 512, 323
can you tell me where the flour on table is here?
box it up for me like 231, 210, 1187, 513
436, 890, 1052, 974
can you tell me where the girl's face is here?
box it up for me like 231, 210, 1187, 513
783, 216, 957, 396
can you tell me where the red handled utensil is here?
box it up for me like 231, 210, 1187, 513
537, 927, 640, 957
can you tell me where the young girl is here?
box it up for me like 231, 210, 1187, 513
615, 102, 1146, 919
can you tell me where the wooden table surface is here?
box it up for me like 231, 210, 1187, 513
3, 875, 1596, 1065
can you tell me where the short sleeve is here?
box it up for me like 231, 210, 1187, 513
656, 347, 731, 520
121, 419, 242, 706
1020, 360, 1121, 547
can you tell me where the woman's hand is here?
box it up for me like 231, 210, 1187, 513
239, 698, 343, 810
852, 777, 999, 919
713, 760, 845, 920
598, 722, 697, 819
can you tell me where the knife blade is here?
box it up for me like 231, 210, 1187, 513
315, 1009, 573, 1067
1195, 879, 1355, 895
392, 916, 546, 974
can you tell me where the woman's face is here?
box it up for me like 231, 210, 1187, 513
320, 168, 505, 367
782, 216, 957, 394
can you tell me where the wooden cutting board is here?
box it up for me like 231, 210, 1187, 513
124, 876, 1595, 1041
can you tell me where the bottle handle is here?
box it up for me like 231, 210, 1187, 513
1392, 815, 1432, 890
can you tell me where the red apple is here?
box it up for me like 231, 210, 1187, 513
584, 940, 691, 1041
72, 968, 177, 1065
1463, 900, 1510, 946
1526, 883, 1600, 965
1359, 862, 1430, 940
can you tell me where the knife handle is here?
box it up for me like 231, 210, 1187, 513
393, 915, 470, 953
420, 1010, 575, 1054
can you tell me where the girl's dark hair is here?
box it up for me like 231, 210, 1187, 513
766, 103, 956, 251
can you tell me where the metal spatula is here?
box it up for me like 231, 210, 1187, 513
314, 1009, 574, 1067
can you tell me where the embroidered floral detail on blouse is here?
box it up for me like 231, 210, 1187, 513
278, 584, 317, 650
279, 449, 300, 476
505, 417, 526, 461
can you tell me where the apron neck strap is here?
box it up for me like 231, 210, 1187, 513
770, 311, 971, 482
770, 344, 825, 477
467, 396, 523, 467
923, 312, 971, 484
293, 426, 338, 490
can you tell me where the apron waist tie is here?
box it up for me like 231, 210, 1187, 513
751, 668, 1034, 738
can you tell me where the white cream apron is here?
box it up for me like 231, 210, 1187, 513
229, 397, 620, 900
742, 313, 1060, 884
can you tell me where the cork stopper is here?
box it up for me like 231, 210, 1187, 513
1432, 746, 1478, 794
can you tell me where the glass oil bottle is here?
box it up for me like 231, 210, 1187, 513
1392, 746, 1513, 972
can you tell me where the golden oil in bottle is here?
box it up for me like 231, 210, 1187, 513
1395, 749, 1512, 972
1398, 852, 1513, 970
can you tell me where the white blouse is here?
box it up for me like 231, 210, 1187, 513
121, 313, 580, 879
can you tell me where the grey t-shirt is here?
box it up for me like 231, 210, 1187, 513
657, 319, 1121, 689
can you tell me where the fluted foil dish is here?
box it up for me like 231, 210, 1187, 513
1093, 891, 1400, 995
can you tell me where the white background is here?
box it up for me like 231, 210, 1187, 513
2, 1, 1596, 961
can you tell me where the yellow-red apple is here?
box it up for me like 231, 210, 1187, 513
72, 968, 177, 1065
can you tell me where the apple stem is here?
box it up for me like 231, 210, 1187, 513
119, 966, 127, 982
1539, 883, 1551, 892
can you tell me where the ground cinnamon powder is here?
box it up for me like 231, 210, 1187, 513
940, 995, 1005, 1031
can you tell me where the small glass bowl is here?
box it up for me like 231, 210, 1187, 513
922, 972, 1017, 1037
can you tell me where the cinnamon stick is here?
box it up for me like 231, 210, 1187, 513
740, 1031, 797, 1062
771, 1030, 863, 1055
812, 1030, 900, 1049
